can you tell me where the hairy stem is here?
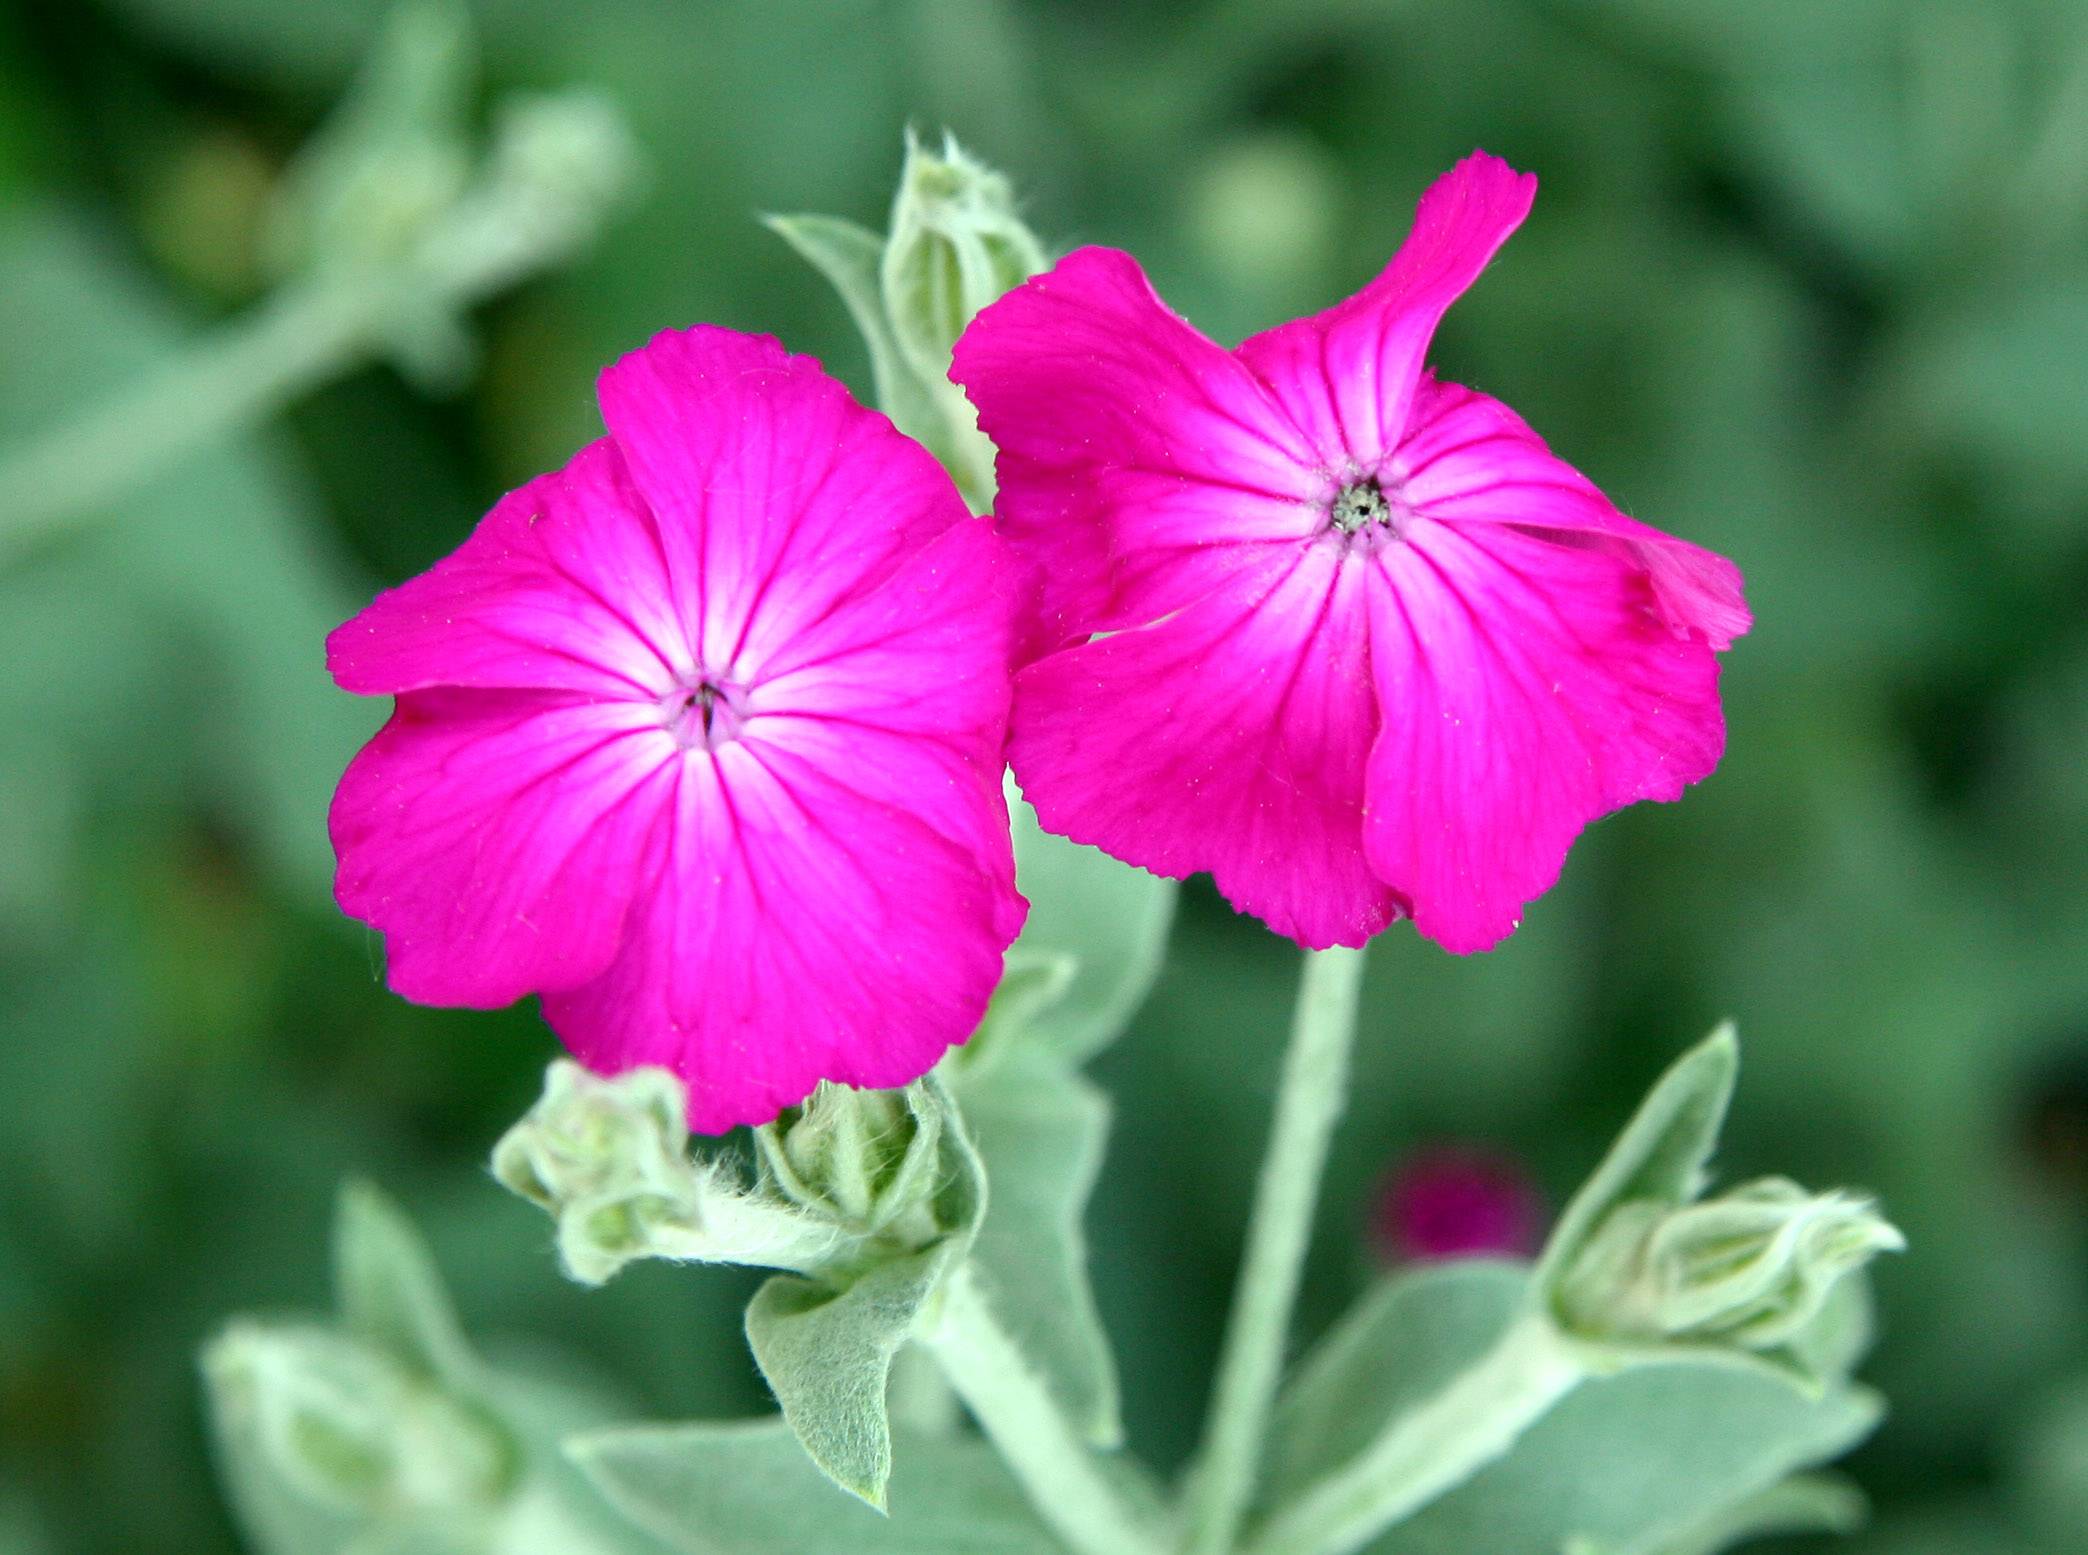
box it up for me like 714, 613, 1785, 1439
1240, 1314, 1583, 1555
924, 1264, 1162, 1555
1181, 943, 1368, 1555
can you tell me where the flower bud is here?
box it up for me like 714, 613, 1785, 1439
1554, 1177, 1905, 1352
265, 0, 476, 279
492, 1061, 840, 1284
880, 130, 1047, 384
753, 1080, 953, 1244
202, 1321, 510, 1519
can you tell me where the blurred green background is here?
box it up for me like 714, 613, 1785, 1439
3, 0, 2085, 1550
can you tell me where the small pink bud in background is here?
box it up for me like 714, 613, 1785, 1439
1373, 1144, 1545, 1265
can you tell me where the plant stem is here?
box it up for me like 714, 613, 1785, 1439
1239, 1314, 1583, 1555
924, 1264, 1162, 1555
0, 280, 374, 560
1181, 943, 1368, 1555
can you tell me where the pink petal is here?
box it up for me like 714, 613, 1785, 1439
1237, 152, 1536, 470
1007, 542, 1400, 950
331, 689, 674, 1006
950, 247, 1321, 653
546, 728, 1022, 1135
548, 519, 1025, 1133
595, 326, 970, 681
1396, 376, 1751, 650
756, 519, 1027, 882
1362, 520, 1726, 954
327, 440, 688, 699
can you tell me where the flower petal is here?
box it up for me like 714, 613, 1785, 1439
1395, 376, 1752, 650
1237, 152, 1536, 470
327, 440, 687, 699
595, 325, 970, 681
1007, 542, 1399, 949
331, 690, 674, 1006
1362, 520, 1726, 953
545, 730, 1023, 1134
951, 246, 1321, 653
755, 518, 1023, 880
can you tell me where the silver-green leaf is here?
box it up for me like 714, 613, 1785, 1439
742, 1243, 963, 1509
568, 1416, 1064, 1555
956, 1050, 1122, 1445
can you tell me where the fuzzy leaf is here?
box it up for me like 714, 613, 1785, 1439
742, 1243, 963, 1509
333, 1181, 478, 1388
1007, 782, 1177, 1061
1264, 1260, 1881, 1555
569, 1416, 1063, 1555
955, 1049, 1122, 1444
763, 213, 942, 452
1536, 1026, 1739, 1297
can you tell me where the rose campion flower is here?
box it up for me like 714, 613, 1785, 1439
1374, 1145, 1545, 1265
327, 327, 1026, 1132
953, 152, 1749, 953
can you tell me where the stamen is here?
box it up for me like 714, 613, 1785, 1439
1329, 478, 1396, 536
661, 676, 748, 750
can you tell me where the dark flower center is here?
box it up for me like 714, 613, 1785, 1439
661, 676, 750, 751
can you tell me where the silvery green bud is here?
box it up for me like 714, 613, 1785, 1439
1555, 1177, 1905, 1352
754, 1080, 952, 1244
881, 130, 1047, 384
265, 0, 476, 279
202, 1321, 510, 1519
492, 1061, 840, 1284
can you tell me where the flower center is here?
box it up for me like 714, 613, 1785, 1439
1328, 477, 1403, 537
660, 676, 750, 751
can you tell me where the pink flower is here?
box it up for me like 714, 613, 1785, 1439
1373, 1145, 1545, 1265
327, 327, 1026, 1132
952, 152, 1749, 953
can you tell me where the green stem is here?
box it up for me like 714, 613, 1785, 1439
1181, 943, 1369, 1555
0, 280, 375, 560
0, 104, 627, 562
1239, 1314, 1584, 1555
924, 1264, 1162, 1555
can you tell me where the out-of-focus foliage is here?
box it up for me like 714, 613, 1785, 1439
0, 2, 2083, 1552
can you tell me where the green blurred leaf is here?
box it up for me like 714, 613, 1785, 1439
742, 1243, 963, 1509
1008, 787, 1177, 1062
1535, 1028, 1739, 1298
569, 1416, 1063, 1555
1265, 1260, 1881, 1555
334, 1181, 478, 1389
954, 1049, 1122, 1445
765, 213, 941, 441
1266, 1261, 1530, 1507
0, 206, 377, 898
1621, 1472, 1865, 1555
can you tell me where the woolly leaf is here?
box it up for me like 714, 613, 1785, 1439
568, 1416, 1061, 1555
1263, 1260, 1882, 1555
955, 1049, 1121, 1444
1007, 781, 1177, 1061
742, 1243, 962, 1509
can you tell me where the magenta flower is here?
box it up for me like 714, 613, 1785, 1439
327, 327, 1026, 1132
1373, 1145, 1545, 1265
952, 152, 1749, 953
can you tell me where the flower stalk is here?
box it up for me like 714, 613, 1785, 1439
0, 88, 635, 563
1181, 944, 1369, 1555
921, 1264, 1165, 1555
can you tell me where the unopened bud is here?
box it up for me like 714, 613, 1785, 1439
753, 1081, 951, 1243
881, 130, 1046, 382
1556, 1177, 1904, 1351
265, 0, 476, 278
492, 1061, 840, 1284
203, 1322, 509, 1519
